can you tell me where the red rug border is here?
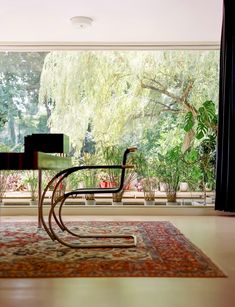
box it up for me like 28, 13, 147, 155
0, 220, 227, 278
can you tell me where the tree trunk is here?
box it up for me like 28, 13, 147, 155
8, 113, 16, 145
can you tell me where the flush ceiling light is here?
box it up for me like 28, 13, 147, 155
70, 16, 93, 29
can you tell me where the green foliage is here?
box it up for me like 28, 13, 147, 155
179, 135, 216, 192
155, 146, 183, 193
184, 112, 194, 132
73, 153, 100, 188
181, 100, 217, 191
39, 50, 219, 154
197, 134, 216, 189
139, 51, 219, 111
22, 171, 38, 201
180, 148, 203, 190
100, 145, 126, 185
0, 51, 219, 193
99, 145, 138, 197
0, 52, 48, 148
134, 151, 157, 196
183, 100, 217, 140
0, 143, 11, 152
134, 150, 153, 178
196, 100, 217, 139
0, 170, 10, 202
82, 153, 100, 188
39, 51, 141, 150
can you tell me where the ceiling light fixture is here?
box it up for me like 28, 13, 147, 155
70, 16, 93, 29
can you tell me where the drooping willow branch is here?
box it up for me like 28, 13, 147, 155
140, 77, 198, 116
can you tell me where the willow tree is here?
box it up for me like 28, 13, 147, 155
136, 50, 219, 151
39, 50, 219, 154
39, 51, 144, 151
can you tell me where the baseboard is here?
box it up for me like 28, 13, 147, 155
0, 204, 225, 216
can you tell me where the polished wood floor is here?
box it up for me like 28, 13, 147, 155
1, 215, 235, 307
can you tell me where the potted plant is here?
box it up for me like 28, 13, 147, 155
182, 100, 217, 204
181, 136, 216, 205
140, 177, 157, 206
101, 145, 137, 205
179, 182, 189, 192
156, 146, 183, 205
0, 144, 11, 206
197, 134, 216, 205
0, 170, 9, 206
99, 172, 109, 188
177, 148, 203, 205
83, 172, 97, 206
23, 171, 38, 206
135, 152, 157, 206
79, 153, 99, 205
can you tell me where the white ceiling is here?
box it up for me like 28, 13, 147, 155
0, 0, 222, 44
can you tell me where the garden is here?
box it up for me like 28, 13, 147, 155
0, 50, 219, 206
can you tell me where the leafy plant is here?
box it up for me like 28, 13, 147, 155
23, 171, 38, 201
196, 100, 217, 139
183, 100, 217, 140
155, 146, 184, 202
101, 145, 137, 202
183, 111, 194, 132
180, 148, 202, 191
197, 134, 216, 203
76, 153, 100, 201
0, 171, 10, 204
134, 151, 157, 201
80, 153, 99, 188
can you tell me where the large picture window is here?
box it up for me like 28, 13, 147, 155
0, 50, 219, 205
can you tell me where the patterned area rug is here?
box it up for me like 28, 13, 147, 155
0, 221, 226, 278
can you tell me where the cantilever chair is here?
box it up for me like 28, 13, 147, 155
39, 147, 137, 248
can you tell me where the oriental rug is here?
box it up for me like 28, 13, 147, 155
0, 221, 226, 278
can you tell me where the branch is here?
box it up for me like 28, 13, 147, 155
180, 80, 198, 116
131, 108, 180, 120
148, 99, 180, 112
140, 77, 198, 116
161, 108, 181, 113
148, 98, 176, 109
141, 79, 180, 102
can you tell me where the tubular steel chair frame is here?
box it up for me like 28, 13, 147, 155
39, 147, 137, 248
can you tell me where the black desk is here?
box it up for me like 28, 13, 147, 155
0, 135, 71, 228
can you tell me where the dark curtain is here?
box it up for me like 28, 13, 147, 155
215, 0, 235, 211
